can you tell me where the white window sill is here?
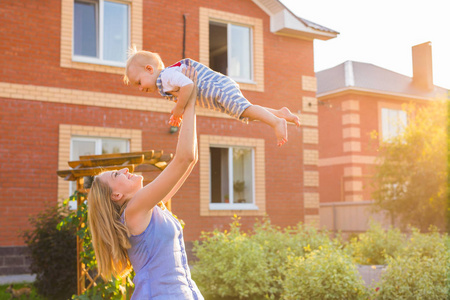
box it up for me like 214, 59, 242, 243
233, 78, 256, 85
209, 203, 259, 210
72, 55, 126, 68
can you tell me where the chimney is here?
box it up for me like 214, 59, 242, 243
412, 42, 433, 90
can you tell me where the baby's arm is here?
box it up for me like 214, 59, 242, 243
169, 83, 194, 127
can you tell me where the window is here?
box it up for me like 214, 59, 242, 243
210, 146, 256, 210
209, 22, 253, 82
381, 108, 407, 141
69, 136, 129, 208
73, 0, 129, 66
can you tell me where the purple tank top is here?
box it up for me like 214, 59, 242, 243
122, 205, 203, 299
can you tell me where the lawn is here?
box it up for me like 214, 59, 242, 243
0, 282, 44, 300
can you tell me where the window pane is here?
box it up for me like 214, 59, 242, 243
74, 1, 98, 57
382, 108, 407, 141
232, 148, 253, 203
210, 147, 229, 203
229, 24, 251, 80
209, 22, 227, 75
101, 138, 128, 154
71, 140, 96, 160
103, 1, 129, 62
70, 139, 97, 203
381, 108, 390, 140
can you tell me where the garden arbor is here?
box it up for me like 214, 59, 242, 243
57, 150, 172, 295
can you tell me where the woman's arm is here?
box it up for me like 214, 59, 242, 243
125, 70, 198, 228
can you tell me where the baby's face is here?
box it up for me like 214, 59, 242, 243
127, 63, 158, 93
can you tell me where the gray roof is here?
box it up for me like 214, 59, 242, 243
297, 16, 338, 34
278, 2, 338, 34
316, 61, 448, 99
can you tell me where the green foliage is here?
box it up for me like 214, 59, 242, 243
373, 228, 449, 299
193, 217, 449, 299
0, 283, 43, 300
348, 221, 405, 265
191, 216, 271, 300
22, 202, 77, 300
192, 216, 340, 299
57, 191, 134, 300
249, 218, 335, 298
447, 99, 450, 233
372, 100, 447, 231
282, 246, 368, 300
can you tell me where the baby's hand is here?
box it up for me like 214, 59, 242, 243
169, 105, 184, 127
169, 115, 182, 127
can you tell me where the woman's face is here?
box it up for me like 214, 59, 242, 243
99, 168, 143, 203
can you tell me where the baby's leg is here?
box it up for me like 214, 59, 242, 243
265, 107, 301, 127
241, 105, 287, 146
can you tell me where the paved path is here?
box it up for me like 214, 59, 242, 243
0, 274, 35, 285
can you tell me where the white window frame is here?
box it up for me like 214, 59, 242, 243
68, 136, 130, 208
72, 0, 130, 67
209, 145, 257, 211
209, 20, 254, 84
381, 108, 408, 141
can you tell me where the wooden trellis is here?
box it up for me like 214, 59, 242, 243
57, 150, 172, 296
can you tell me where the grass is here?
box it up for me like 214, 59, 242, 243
0, 282, 45, 300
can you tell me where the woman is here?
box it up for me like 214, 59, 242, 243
87, 67, 203, 299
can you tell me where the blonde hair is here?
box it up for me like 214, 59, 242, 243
87, 175, 132, 281
123, 45, 165, 85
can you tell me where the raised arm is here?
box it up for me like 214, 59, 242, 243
169, 83, 194, 127
125, 74, 197, 229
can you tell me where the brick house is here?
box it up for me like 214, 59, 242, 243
316, 42, 448, 232
0, 0, 337, 275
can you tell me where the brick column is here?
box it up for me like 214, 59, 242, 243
301, 76, 320, 227
341, 100, 363, 201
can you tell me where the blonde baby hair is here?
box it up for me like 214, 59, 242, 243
123, 45, 165, 85
87, 175, 132, 281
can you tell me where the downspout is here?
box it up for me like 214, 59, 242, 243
182, 14, 187, 58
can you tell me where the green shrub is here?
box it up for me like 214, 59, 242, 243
282, 246, 368, 300
249, 219, 334, 298
348, 221, 405, 265
192, 216, 338, 299
373, 228, 449, 299
0, 282, 44, 300
22, 203, 77, 300
192, 216, 270, 300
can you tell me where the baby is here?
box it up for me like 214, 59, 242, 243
123, 49, 301, 146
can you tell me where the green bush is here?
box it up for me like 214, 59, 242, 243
282, 246, 368, 300
373, 228, 449, 299
192, 216, 337, 299
348, 221, 405, 265
192, 216, 270, 300
22, 203, 77, 300
0, 282, 44, 300
249, 219, 334, 298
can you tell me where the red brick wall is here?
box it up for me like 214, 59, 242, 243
0, 0, 314, 246
318, 92, 428, 204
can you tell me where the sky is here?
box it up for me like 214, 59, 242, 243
279, 0, 450, 89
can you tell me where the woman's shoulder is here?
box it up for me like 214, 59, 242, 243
124, 205, 154, 236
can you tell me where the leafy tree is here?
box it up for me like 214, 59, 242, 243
371, 100, 447, 231
447, 98, 450, 233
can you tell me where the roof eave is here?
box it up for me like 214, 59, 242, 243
317, 86, 444, 102
252, 0, 339, 41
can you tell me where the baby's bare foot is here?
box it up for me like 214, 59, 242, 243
277, 107, 301, 127
274, 118, 288, 147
